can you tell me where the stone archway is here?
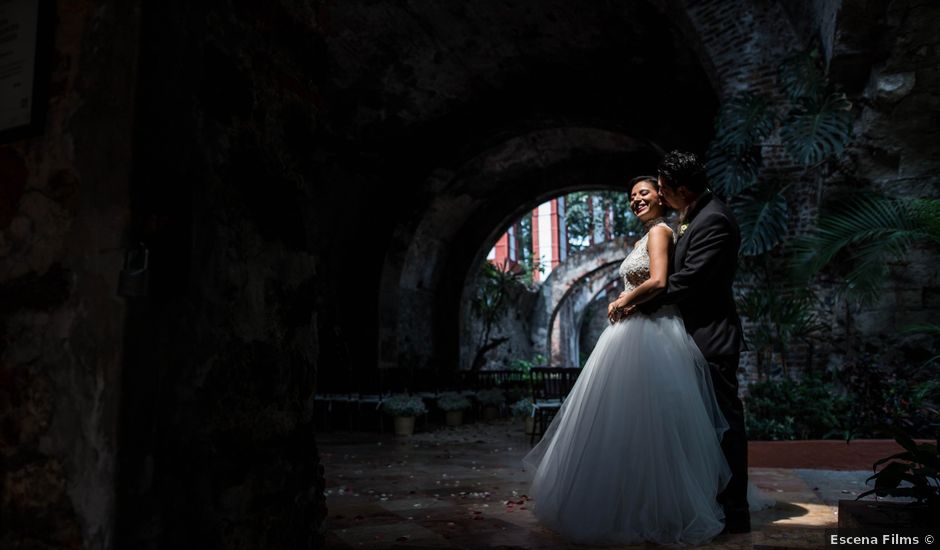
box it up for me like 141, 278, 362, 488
378, 129, 657, 373
527, 236, 633, 363
548, 263, 625, 368
366, 1, 729, 381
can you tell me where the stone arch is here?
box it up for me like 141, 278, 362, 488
529, 237, 633, 363
378, 127, 657, 372
548, 263, 625, 367
369, 1, 726, 376
662, 0, 802, 98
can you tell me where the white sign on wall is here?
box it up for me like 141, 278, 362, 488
0, 0, 49, 140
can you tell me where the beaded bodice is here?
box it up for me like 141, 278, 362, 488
618, 221, 674, 292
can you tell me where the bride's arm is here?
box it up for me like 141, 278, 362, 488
608, 225, 672, 314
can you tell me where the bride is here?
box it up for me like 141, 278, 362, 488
523, 177, 744, 545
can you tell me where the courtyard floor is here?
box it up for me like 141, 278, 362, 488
320, 419, 900, 549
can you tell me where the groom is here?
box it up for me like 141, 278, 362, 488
644, 150, 750, 533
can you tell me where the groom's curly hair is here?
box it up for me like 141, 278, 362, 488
658, 151, 708, 194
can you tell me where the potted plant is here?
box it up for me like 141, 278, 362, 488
380, 394, 427, 436
511, 398, 536, 435
840, 431, 938, 529
476, 388, 506, 420
860, 432, 939, 506
437, 392, 472, 426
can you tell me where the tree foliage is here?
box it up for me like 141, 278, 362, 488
564, 191, 641, 252
470, 260, 525, 370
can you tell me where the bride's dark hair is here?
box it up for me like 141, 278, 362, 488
628, 175, 672, 217
629, 175, 659, 189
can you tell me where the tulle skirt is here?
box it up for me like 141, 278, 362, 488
523, 306, 732, 545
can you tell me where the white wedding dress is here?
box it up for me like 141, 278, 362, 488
523, 221, 747, 546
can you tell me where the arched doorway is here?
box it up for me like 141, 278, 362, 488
377, 128, 658, 376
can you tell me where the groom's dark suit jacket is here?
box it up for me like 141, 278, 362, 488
657, 192, 743, 359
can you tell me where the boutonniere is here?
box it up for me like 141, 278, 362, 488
678, 223, 689, 236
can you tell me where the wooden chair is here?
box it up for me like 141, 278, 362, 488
529, 367, 580, 445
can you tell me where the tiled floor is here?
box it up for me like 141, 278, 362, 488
320, 420, 875, 549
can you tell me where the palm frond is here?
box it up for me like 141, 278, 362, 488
781, 93, 853, 166
714, 93, 777, 154
900, 323, 940, 336
793, 198, 923, 275
736, 192, 788, 256
791, 198, 936, 302
705, 144, 761, 199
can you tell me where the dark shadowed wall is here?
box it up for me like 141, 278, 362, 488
0, 1, 937, 549
0, 1, 142, 548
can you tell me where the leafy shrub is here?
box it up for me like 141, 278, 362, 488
746, 415, 797, 441
861, 430, 940, 509
436, 391, 472, 412
380, 394, 427, 417
839, 355, 939, 439
508, 354, 545, 379
745, 375, 850, 440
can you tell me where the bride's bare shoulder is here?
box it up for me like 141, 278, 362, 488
645, 224, 674, 250
652, 222, 674, 234
648, 223, 674, 239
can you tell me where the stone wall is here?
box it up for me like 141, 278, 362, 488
678, 0, 940, 384
0, 1, 141, 548
1, 1, 937, 548
115, 2, 325, 548
822, 0, 940, 368
459, 275, 537, 372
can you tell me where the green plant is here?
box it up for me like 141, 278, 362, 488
380, 394, 427, 417
737, 287, 826, 377
902, 323, 940, 369
476, 388, 506, 407
706, 49, 855, 258
508, 354, 545, 382
736, 190, 789, 256
470, 261, 526, 371
705, 49, 854, 211
834, 351, 939, 439
706, 49, 851, 359
510, 398, 535, 419
436, 391, 472, 412
564, 191, 643, 251
509, 354, 544, 371
745, 375, 850, 440
860, 431, 940, 508
780, 93, 853, 166
791, 197, 940, 303
746, 414, 797, 441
